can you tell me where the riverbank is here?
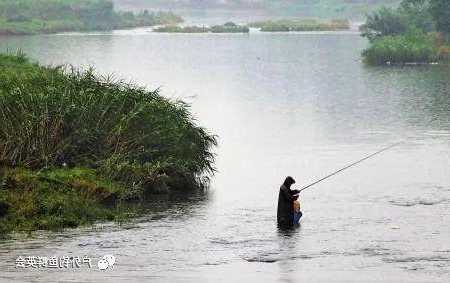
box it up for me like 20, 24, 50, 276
0, 52, 216, 235
0, 0, 182, 35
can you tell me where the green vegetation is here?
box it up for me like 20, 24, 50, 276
362, 30, 444, 65
0, 0, 183, 35
0, 167, 120, 233
153, 25, 209, 33
154, 22, 249, 33
249, 19, 350, 32
0, 52, 217, 234
361, 0, 450, 65
210, 22, 249, 33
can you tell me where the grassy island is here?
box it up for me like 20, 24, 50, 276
0, 0, 183, 35
210, 22, 250, 33
249, 19, 350, 32
361, 0, 450, 65
0, 53, 217, 234
154, 22, 249, 33
153, 25, 209, 33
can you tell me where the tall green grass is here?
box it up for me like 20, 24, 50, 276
0, 52, 217, 233
362, 30, 444, 65
0, 52, 217, 190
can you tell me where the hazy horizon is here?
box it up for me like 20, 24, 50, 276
113, 0, 401, 20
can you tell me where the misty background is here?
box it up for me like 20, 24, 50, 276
113, 0, 401, 23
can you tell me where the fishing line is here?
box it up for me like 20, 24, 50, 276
298, 141, 403, 193
297, 116, 441, 193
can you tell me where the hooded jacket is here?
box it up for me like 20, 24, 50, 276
277, 176, 299, 227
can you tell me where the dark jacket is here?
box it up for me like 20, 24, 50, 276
277, 177, 299, 227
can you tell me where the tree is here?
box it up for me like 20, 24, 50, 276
402, 0, 450, 33
361, 7, 408, 42
400, 0, 434, 32
429, 0, 450, 33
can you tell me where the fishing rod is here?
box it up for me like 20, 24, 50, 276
298, 141, 403, 193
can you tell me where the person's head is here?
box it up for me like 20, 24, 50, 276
283, 176, 296, 188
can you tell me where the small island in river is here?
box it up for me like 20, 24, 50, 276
154, 22, 250, 33
0, 52, 217, 234
154, 19, 350, 34
249, 19, 350, 32
360, 0, 450, 65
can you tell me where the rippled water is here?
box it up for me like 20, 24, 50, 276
0, 30, 449, 282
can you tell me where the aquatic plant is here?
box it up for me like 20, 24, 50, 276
0, 52, 217, 233
0, 52, 216, 182
362, 29, 440, 65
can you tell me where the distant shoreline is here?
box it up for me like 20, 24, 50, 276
0, 0, 182, 36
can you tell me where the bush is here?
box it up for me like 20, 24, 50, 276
361, 7, 408, 42
362, 29, 439, 65
0, 52, 217, 233
361, 3, 435, 42
210, 22, 249, 33
437, 45, 450, 60
0, 53, 217, 189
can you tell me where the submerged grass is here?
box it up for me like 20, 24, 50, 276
0, 52, 217, 234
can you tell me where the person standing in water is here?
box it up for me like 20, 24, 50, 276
277, 176, 300, 228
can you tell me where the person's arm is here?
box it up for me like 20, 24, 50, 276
281, 186, 295, 201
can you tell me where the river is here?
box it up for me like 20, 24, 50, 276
0, 29, 449, 282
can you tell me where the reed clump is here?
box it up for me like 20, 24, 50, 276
362, 29, 449, 65
0, 52, 217, 233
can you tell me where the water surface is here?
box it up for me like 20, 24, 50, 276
0, 30, 449, 282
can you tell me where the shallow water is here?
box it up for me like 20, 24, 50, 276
0, 30, 449, 282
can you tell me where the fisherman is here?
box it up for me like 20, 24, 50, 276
277, 176, 300, 228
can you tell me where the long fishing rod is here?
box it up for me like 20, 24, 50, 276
298, 141, 403, 193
